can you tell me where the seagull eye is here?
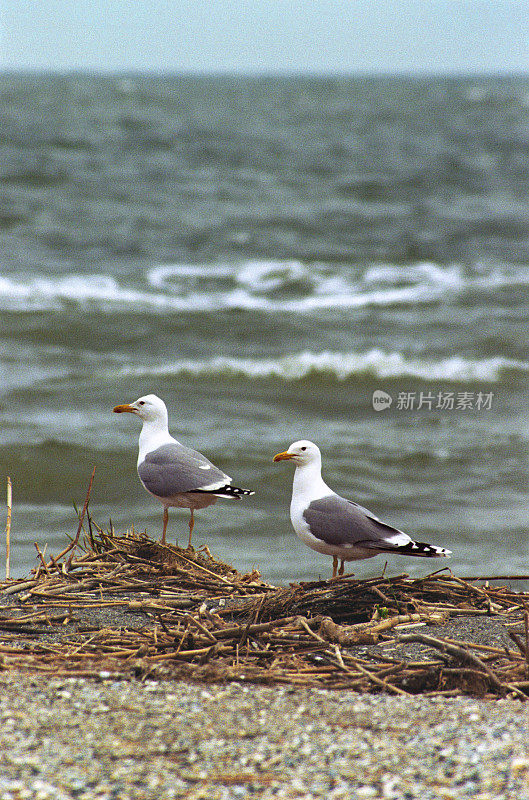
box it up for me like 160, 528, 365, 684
300, 446, 307, 451
138, 401, 145, 406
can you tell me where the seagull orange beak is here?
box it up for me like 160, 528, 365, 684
113, 403, 136, 414
273, 451, 294, 462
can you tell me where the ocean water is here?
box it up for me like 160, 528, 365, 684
1, 72, 529, 584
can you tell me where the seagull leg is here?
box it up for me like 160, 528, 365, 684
338, 559, 345, 576
332, 556, 338, 578
161, 508, 169, 545
187, 509, 195, 549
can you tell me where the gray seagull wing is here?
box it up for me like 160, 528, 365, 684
303, 494, 409, 550
138, 443, 230, 498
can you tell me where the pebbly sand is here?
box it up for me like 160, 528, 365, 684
0, 673, 527, 800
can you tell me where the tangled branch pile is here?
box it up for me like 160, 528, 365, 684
1, 524, 528, 700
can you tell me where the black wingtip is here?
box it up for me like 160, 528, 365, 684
225, 485, 255, 498
398, 540, 451, 557
191, 484, 254, 499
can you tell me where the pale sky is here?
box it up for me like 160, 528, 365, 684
2, 0, 528, 74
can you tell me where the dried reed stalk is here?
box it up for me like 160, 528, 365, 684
5, 476, 12, 581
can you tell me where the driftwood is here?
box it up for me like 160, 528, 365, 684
0, 520, 528, 700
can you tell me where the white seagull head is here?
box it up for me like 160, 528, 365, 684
113, 393, 168, 423
273, 439, 321, 466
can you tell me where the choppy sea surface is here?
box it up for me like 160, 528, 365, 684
1, 72, 529, 584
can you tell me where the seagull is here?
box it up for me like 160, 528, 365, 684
113, 394, 254, 547
273, 440, 450, 578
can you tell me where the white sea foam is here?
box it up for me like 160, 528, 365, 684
117, 349, 529, 383
1, 259, 529, 314
0, 274, 155, 311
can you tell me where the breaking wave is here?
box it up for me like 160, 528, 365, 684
117, 349, 529, 383
1, 259, 529, 314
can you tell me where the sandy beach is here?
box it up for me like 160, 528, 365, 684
0, 673, 528, 800
1, 533, 528, 798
